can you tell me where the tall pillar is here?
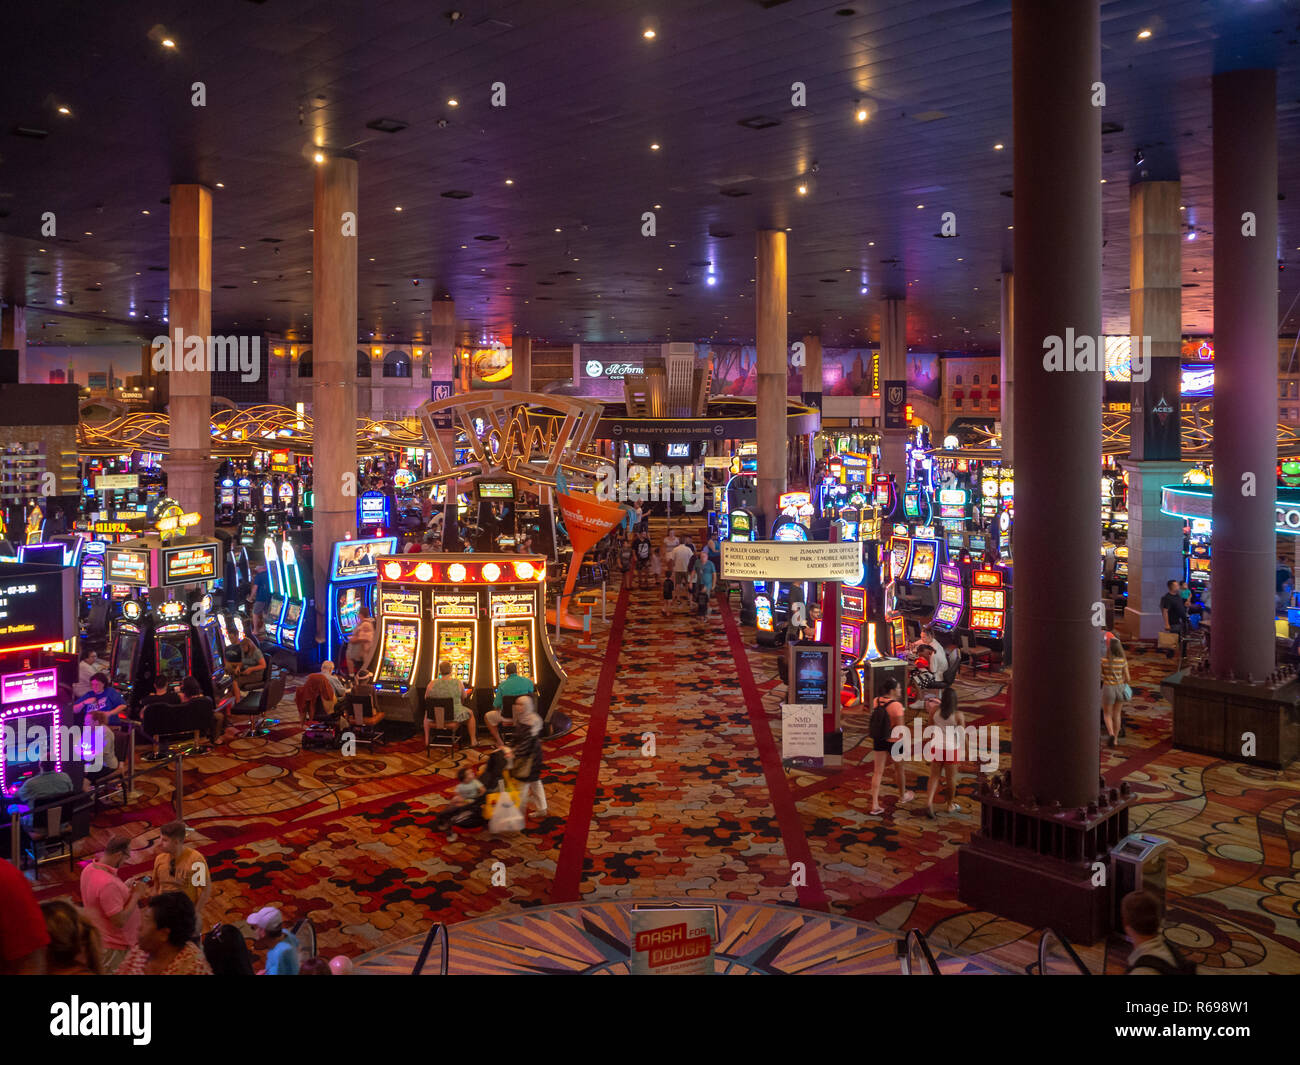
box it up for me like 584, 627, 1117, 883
1121, 180, 1186, 639
428, 297, 456, 388
756, 229, 788, 526
312, 155, 360, 641
959, 0, 1115, 943
1210, 69, 1277, 680
513, 334, 532, 393
801, 334, 822, 410
165, 184, 215, 535
878, 298, 908, 485
998, 274, 1013, 462
1, 305, 27, 383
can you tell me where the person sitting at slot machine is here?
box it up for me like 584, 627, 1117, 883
424, 660, 479, 746
74, 673, 127, 728
74, 648, 102, 698
319, 660, 348, 700
486, 662, 537, 746
346, 607, 376, 676
228, 636, 266, 702
791, 605, 823, 643
908, 627, 949, 678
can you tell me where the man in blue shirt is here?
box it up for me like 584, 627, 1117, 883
247, 905, 299, 975
74, 673, 126, 725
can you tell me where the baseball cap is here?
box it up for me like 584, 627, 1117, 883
247, 905, 284, 932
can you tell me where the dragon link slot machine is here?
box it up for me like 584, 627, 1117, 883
370, 554, 570, 735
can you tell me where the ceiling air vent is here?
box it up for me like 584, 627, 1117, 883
738, 116, 780, 130
30, 269, 49, 276
720, 187, 751, 197
1101, 121, 1124, 135
259, 237, 283, 243
148, 265, 168, 272
366, 117, 408, 134
11, 125, 48, 139
709, 227, 734, 239
474, 234, 499, 241
441, 189, 473, 199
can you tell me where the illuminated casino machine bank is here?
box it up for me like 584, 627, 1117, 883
368, 554, 569, 736
0, 666, 65, 803
325, 535, 397, 662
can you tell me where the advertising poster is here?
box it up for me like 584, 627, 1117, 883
629, 906, 718, 975
781, 703, 825, 767
883, 380, 908, 429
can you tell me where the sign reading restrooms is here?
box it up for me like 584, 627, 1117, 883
721, 540, 863, 583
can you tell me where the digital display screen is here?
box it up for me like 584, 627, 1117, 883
82, 558, 105, 593
840, 622, 860, 657
106, 548, 150, 586
947, 533, 964, 549
1190, 559, 1210, 574
357, 491, 391, 526
968, 536, 986, 552
890, 537, 910, 578
163, 545, 217, 585
494, 622, 534, 684
974, 569, 1001, 587
970, 610, 1002, 632
376, 621, 419, 685
903, 493, 921, 518
940, 583, 963, 606
478, 482, 516, 499
155, 632, 189, 682
266, 595, 284, 627
336, 587, 362, 635
1, 668, 58, 704
773, 522, 808, 542
840, 522, 859, 542
437, 622, 476, 687
331, 537, 397, 580
666, 442, 691, 458
840, 587, 865, 620
730, 512, 752, 540
632, 443, 651, 458
434, 593, 478, 618
908, 541, 937, 584
2, 705, 60, 796
793, 647, 830, 707
971, 589, 1005, 610
283, 601, 302, 628
755, 595, 773, 632
934, 603, 962, 626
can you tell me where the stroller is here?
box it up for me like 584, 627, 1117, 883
432, 750, 502, 832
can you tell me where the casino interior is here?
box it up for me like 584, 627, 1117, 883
1, 0, 1300, 994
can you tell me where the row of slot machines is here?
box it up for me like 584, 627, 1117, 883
261, 536, 314, 667
109, 597, 250, 705
930, 561, 1011, 639
366, 554, 566, 729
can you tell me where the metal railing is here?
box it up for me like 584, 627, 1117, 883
1030, 927, 1092, 975
898, 928, 942, 975
411, 922, 449, 975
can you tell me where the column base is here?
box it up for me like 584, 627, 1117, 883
1117, 606, 1165, 642
956, 773, 1136, 944
1167, 668, 1300, 769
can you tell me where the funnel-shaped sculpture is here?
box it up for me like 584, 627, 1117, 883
550, 489, 627, 629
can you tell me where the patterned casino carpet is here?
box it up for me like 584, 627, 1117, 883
30, 578, 1300, 974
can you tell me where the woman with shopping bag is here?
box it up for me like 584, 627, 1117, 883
504, 697, 548, 824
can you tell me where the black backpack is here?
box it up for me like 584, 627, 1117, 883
869, 698, 895, 745
1126, 940, 1196, 975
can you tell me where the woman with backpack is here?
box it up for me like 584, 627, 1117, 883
868, 677, 914, 815
924, 687, 964, 819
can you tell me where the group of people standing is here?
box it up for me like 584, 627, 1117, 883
614, 517, 720, 619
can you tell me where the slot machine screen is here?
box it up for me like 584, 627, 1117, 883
888, 616, 906, 655
947, 532, 964, 551
156, 632, 189, 683
204, 623, 224, 669
112, 631, 138, 687
2, 705, 61, 796
494, 623, 534, 684
940, 582, 963, 606
908, 541, 937, 583
82, 558, 105, 594
840, 521, 859, 542
890, 537, 910, 578
934, 603, 962, 626
376, 622, 419, 686
903, 493, 920, 519
968, 535, 986, 553
266, 594, 284, 628
840, 622, 861, 658
755, 595, 773, 633
971, 588, 1005, 611
632, 443, 651, 459
970, 610, 1002, 633
773, 521, 808, 542
1190, 558, 1210, 580
666, 442, 691, 458
283, 600, 302, 631
336, 587, 362, 636
729, 512, 752, 541
437, 622, 476, 687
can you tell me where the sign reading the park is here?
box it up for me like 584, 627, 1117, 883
628, 906, 718, 975
721, 540, 863, 583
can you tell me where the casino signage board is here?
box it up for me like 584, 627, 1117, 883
106, 547, 151, 586
161, 544, 219, 586
0, 567, 75, 647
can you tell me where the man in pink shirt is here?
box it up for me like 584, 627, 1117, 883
80, 835, 147, 972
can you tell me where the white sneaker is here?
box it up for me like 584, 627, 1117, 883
948, 803, 961, 813
901, 790, 915, 803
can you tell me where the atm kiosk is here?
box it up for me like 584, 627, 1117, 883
0, 666, 67, 801
369, 554, 569, 735
325, 535, 397, 662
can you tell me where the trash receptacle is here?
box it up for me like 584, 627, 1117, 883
1111, 833, 1172, 929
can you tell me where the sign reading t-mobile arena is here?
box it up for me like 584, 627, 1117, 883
721, 540, 863, 583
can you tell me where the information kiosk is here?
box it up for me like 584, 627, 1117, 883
370, 554, 569, 735
326, 536, 397, 663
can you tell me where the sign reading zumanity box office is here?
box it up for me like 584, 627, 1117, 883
721, 540, 863, 583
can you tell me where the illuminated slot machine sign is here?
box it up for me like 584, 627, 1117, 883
889, 524, 911, 580
238, 511, 257, 546
161, 544, 218, 586
773, 491, 814, 541
278, 482, 294, 508
932, 564, 966, 631
873, 474, 894, 512
906, 526, 939, 584
0, 667, 62, 797
262, 482, 274, 508
938, 488, 968, 522
358, 490, 391, 530
754, 592, 774, 633
81, 551, 105, 596
1114, 545, 1129, 577
729, 510, 753, 542
236, 478, 252, 506
980, 474, 1000, 518
219, 479, 236, 508
432, 592, 479, 688
1189, 553, 1210, 587
968, 567, 1007, 637
105, 547, 150, 588
491, 591, 538, 685
839, 585, 865, 659
902, 490, 922, 520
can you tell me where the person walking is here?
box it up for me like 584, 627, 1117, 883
695, 548, 717, 618
868, 677, 914, 815
1101, 635, 1132, 747
505, 697, 548, 823
924, 688, 965, 819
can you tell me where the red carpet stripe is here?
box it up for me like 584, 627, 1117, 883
551, 581, 631, 902
718, 596, 830, 912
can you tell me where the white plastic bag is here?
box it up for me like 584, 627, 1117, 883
489, 782, 525, 834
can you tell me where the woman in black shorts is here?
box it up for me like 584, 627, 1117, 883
868, 676, 914, 815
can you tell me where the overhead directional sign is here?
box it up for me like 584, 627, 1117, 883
721, 539, 863, 583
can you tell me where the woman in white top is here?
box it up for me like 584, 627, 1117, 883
74, 649, 102, 698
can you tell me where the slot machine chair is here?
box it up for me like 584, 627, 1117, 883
84, 599, 111, 655
88, 730, 133, 813
11, 789, 95, 875
423, 696, 467, 756
958, 633, 994, 675
141, 698, 216, 760
344, 691, 385, 748
229, 674, 285, 739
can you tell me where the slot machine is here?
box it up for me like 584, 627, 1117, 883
370, 581, 425, 717
262, 481, 274, 509
194, 594, 227, 686
0, 666, 65, 801
275, 539, 311, 654
262, 538, 286, 644
431, 590, 479, 689
278, 481, 294, 515
873, 473, 896, 518
888, 524, 912, 584
727, 508, 755, 542
80, 541, 107, 613
109, 599, 148, 701
238, 509, 258, 548
218, 478, 236, 523
153, 600, 194, 691
905, 530, 940, 585
931, 563, 967, 633
326, 536, 397, 662
772, 491, 813, 542
969, 566, 1009, 639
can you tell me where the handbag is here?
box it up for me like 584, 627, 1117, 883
488, 782, 525, 834
483, 773, 520, 817
1119, 683, 1133, 702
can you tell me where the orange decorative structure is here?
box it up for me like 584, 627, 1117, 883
551, 489, 627, 629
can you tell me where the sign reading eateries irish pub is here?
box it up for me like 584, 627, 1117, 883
721, 540, 863, 583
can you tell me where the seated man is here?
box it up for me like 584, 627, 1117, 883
909, 626, 949, 676
485, 662, 537, 746
17, 761, 74, 808
229, 636, 267, 701
792, 605, 824, 643
424, 660, 478, 746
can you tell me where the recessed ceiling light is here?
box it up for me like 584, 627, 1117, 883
868, 241, 874, 246
161, 38, 176, 48
84, 231, 92, 236
916, 204, 924, 209
447, 98, 459, 107
141, 209, 150, 215
650, 143, 660, 151
57, 106, 71, 116
555, 227, 562, 233
1137, 28, 1152, 40
1100, 178, 1107, 184
215, 182, 224, 188
505, 178, 514, 185
313, 152, 325, 164
653, 203, 661, 209
856, 106, 869, 123
993, 143, 1004, 150
395, 205, 403, 211
1180, 205, 1186, 211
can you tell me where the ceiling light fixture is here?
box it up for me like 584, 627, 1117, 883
161, 38, 176, 48
644, 28, 656, 39
447, 98, 459, 107
993, 142, 1004, 150
313, 152, 325, 164
650, 142, 660, 151
1137, 28, 1152, 40
57, 106, 71, 116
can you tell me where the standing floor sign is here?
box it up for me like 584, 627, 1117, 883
629, 906, 718, 975
781, 703, 825, 768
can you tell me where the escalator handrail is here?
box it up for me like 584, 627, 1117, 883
1035, 927, 1091, 975
900, 928, 942, 975
411, 922, 449, 976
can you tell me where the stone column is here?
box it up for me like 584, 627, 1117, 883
1211, 69, 1278, 681
513, 335, 532, 393
312, 155, 360, 639
165, 184, 215, 535
1, 305, 27, 383
756, 229, 788, 527
1122, 180, 1185, 639
878, 298, 908, 486
801, 334, 822, 410
428, 297, 456, 388
998, 274, 1013, 462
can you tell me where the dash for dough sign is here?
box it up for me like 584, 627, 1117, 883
629, 906, 718, 975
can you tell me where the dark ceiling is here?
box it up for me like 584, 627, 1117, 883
3, 0, 1300, 352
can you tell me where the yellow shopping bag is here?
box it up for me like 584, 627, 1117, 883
483, 773, 521, 818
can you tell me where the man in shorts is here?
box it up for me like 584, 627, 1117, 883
634, 529, 653, 589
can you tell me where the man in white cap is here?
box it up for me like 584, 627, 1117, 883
247, 905, 300, 975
